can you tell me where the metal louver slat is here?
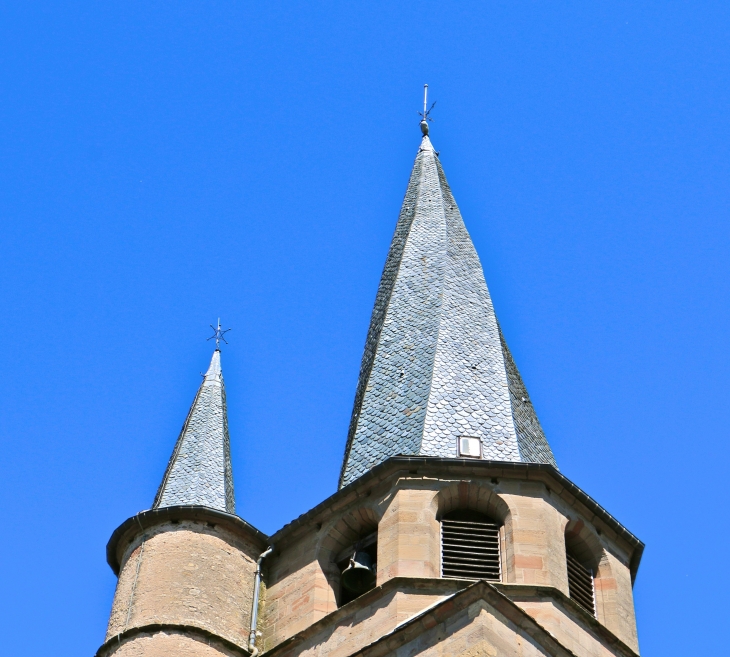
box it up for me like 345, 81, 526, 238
441, 518, 501, 582
566, 552, 595, 616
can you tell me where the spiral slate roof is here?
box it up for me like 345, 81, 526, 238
153, 349, 235, 512
339, 134, 557, 488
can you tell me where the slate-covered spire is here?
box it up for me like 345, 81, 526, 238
153, 349, 235, 512
339, 134, 557, 488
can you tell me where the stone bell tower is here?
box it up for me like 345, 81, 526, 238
97, 102, 644, 657
97, 349, 268, 657
256, 122, 643, 657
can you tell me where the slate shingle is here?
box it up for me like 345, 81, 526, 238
153, 350, 235, 513
339, 135, 557, 488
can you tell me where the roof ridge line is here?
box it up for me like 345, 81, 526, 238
337, 146, 429, 488
419, 146, 449, 455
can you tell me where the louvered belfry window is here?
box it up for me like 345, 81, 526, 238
441, 510, 501, 581
566, 551, 596, 616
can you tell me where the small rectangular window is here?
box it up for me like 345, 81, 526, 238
458, 436, 482, 458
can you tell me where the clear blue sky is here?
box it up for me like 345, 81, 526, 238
0, 3, 727, 655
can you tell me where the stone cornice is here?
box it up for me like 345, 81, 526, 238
95, 623, 249, 657
106, 460, 644, 581
106, 505, 269, 575
348, 580, 581, 657
261, 577, 638, 657
262, 576, 471, 656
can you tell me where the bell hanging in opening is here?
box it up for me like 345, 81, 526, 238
340, 551, 376, 595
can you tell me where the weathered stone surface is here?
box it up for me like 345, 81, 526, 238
516, 596, 635, 657
106, 520, 258, 650
269, 584, 451, 657
595, 550, 639, 651
262, 531, 336, 649
260, 462, 640, 656
102, 630, 240, 657
378, 488, 440, 582
387, 601, 562, 657
265, 580, 631, 657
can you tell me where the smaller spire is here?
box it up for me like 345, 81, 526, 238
153, 349, 235, 513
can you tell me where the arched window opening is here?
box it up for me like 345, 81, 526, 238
441, 509, 501, 581
566, 548, 596, 616
335, 531, 377, 606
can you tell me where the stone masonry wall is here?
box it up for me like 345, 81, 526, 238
378, 488, 440, 581
518, 598, 630, 657
107, 520, 258, 650
261, 530, 334, 648
384, 599, 562, 657
271, 587, 449, 657
595, 550, 639, 651
500, 481, 570, 593
260, 470, 639, 655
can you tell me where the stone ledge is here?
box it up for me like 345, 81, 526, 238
262, 576, 638, 657
321, 580, 581, 657
106, 505, 269, 575
263, 576, 471, 655
95, 623, 249, 657
494, 583, 639, 657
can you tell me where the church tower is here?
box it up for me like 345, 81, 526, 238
255, 124, 643, 657
98, 350, 268, 657
98, 111, 643, 657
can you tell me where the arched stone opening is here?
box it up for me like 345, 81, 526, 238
562, 517, 638, 648
317, 505, 382, 608
433, 480, 510, 523
433, 482, 511, 582
564, 518, 605, 618
564, 518, 602, 572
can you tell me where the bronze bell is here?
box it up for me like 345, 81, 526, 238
340, 551, 376, 595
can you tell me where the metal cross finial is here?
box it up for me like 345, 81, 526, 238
208, 318, 231, 349
418, 83, 436, 135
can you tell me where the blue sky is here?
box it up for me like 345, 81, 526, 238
1, 3, 728, 655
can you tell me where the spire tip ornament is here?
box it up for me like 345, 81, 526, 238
208, 318, 231, 350
418, 83, 436, 135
